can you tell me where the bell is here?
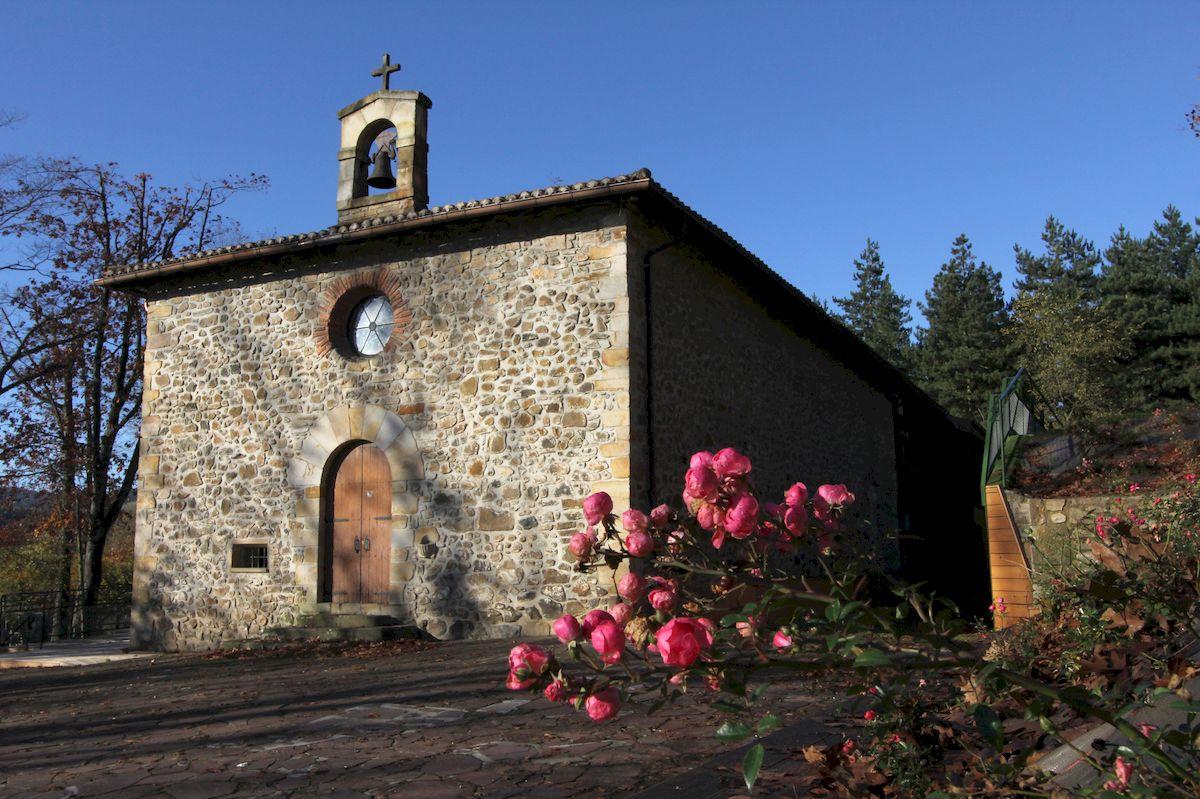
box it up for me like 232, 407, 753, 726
366, 148, 396, 190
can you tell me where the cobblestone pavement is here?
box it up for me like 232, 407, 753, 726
0, 638, 839, 798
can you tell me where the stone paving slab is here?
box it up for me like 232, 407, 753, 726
0, 634, 152, 669
0, 638, 841, 797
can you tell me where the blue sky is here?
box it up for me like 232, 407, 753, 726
2, 2, 1198, 322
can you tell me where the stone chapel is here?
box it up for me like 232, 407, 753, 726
100, 65, 984, 651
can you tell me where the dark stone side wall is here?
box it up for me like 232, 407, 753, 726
625, 211, 902, 568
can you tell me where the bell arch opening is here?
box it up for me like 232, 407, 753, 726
354, 119, 399, 199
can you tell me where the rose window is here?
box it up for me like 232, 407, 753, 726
347, 294, 394, 356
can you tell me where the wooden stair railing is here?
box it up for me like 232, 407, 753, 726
984, 484, 1035, 629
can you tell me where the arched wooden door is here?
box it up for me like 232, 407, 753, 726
326, 443, 392, 605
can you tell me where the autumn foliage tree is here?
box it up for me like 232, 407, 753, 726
0, 162, 265, 605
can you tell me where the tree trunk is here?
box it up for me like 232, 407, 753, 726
81, 532, 105, 627
54, 523, 72, 638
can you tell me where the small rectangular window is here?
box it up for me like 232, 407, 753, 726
231, 543, 269, 572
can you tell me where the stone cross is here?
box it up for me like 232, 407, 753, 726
371, 54, 401, 91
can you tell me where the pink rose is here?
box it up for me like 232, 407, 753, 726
812, 495, 830, 521
863, 710, 877, 721
784, 482, 809, 507
608, 602, 632, 627
590, 619, 625, 664
655, 617, 714, 667
543, 679, 569, 703
581, 608, 615, 637
649, 504, 671, 528
552, 614, 582, 643
724, 493, 759, 540
816, 484, 854, 508
689, 451, 714, 469
1114, 756, 1133, 786
696, 502, 723, 532
621, 509, 649, 534
783, 504, 808, 537
585, 686, 621, 721
712, 447, 752, 479
583, 492, 614, 525
506, 643, 552, 690
625, 530, 654, 558
617, 572, 646, 603
772, 629, 793, 649
685, 465, 720, 502
568, 530, 596, 561
647, 580, 678, 612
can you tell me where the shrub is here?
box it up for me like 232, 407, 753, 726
502, 449, 1200, 796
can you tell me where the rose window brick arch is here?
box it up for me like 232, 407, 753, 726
315, 269, 413, 359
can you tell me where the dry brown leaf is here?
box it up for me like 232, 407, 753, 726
803, 745, 826, 764
1099, 606, 1146, 636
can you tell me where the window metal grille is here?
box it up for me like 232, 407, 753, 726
231, 544, 269, 571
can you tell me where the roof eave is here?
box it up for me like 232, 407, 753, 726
95, 176, 654, 290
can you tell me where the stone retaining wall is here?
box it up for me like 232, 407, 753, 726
1002, 490, 1117, 577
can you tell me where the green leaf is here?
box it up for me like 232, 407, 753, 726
1167, 699, 1200, 713
712, 700, 745, 714
742, 743, 765, 791
973, 704, 1004, 750
1161, 729, 1190, 747
853, 649, 892, 668
716, 722, 751, 742
756, 714, 782, 736
838, 600, 865, 620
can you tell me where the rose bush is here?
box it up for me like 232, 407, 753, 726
501, 448, 1200, 796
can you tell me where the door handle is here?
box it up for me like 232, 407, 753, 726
354, 537, 361, 553
363, 537, 371, 551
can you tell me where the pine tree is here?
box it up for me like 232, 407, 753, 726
1146, 206, 1200, 280
834, 239, 914, 373
916, 234, 1013, 424
1099, 226, 1172, 410
1100, 207, 1200, 408
1013, 216, 1101, 300
1155, 208, 1200, 402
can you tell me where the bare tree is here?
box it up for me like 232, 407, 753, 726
0, 113, 78, 399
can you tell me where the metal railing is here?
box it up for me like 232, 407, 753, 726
980, 368, 1058, 503
0, 589, 131, 649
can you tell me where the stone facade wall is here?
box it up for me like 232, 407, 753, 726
626, 214, 901, 562
133, 206, 632, 650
